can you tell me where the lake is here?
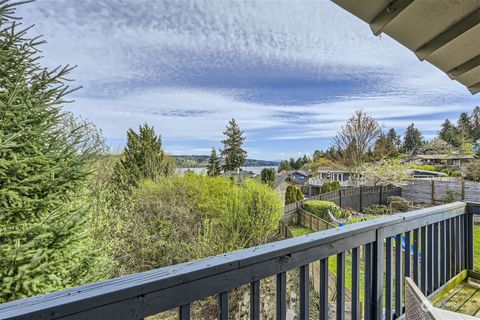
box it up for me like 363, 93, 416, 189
176, 166, 278, 175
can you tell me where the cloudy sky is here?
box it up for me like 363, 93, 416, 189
20, 0, 478, 160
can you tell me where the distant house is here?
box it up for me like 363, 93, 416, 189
287, 170, 310, 185
407, 169, 448, 179
405, 154, 475, 167
309, 167, 356, 187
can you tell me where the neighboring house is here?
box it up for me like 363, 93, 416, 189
407, 169, 448, 179
310, 167, 356, 187
287, 170, 310, 185
405, 154, 475, 167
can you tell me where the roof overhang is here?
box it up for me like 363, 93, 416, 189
332, 0, 480, 94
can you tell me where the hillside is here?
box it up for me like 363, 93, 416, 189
173, 155, 279, 168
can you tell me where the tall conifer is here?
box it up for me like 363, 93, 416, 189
0, 2, 100, 301
221, 118, 247, 172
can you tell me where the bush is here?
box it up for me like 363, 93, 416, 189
320, 181, 341, 193
405, 164, 436, 172
304, 200, 340, 220
442, 189, 458, 203
364, 204, 390, 215
387, 196, 410, 212
295, 188, 304, 201
285, 185, 303, 204
464, 160, 480, 182
105, 175, 282, 276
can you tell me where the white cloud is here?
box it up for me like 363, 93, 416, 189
18, 0, 478, 158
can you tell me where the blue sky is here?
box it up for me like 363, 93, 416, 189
20, 0, 479, 160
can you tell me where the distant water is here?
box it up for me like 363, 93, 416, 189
176, 166, 278, 175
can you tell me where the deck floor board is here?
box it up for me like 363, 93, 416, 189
434, 280, 480, 316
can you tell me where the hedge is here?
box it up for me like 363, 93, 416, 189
303, 200, 340, 220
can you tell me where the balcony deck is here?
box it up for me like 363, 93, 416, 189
0, 201, 478, 320
432, 270, 480, 317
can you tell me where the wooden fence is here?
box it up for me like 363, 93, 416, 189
283, 185, 402, 214
297, 208, 335, 231
403, 180, 480, 204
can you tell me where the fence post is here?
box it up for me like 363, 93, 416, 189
339, 189, 342, 207
431, 180, 435, 205
461, 181, 465, 201
379, 186, 383, 205
359, 186, 363, 212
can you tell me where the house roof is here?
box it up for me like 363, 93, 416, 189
407, 169, 448, 176
415, 154, 475, 160
317, 166, 350, 173
290, 170, 309, 177
332, 0, 480, 94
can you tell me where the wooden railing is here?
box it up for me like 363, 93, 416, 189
0, 202, 477, 320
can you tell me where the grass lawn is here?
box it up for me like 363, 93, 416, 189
290, 226, 314, 237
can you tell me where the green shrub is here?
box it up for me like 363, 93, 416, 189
295, 188, 304, 201
387, 196, 410, 212
105, 175, 282, 276
364, 204, 390, 215
320, 181, 341, 193
304, 200, 340, 220
405, 164, 436, 172
442, 189, 458, 203
285, 185, 303, 204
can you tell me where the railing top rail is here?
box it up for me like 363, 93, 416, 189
0, 202, 471, 320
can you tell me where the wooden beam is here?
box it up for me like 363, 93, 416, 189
447, 55, 480, 80
370, 0, 415, 36
415, 8, 480, 60
468, 81, 480, 95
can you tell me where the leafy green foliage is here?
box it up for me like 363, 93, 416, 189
442, 189, 458, 203
464, 160, 480, 182
303, 200, 339, 220
405, 164, 436, 172
0, 2, 103, 302
285, 185, 303, 204
221, 118, 247, 171
206, 148, 222, 177
261, 167, 275, 186
361, 159, 410, 187
364, 204, 390, 215
278, 160, 292, 172
105, 175, 282, 275
387, 196, 410, 212
320, 181, 341, 193
113, 124, 175, 189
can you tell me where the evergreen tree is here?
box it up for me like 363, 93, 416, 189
386, 128, 401, 147
403, 123, 424, 154
373, 132, 398, 160
221, 119, 247, 172
113, 124, 175, 189
278, 160, 292, 172
471, 106, 480, 141
438, 119, 460, 147
0, 2, 102, 301
206, 147, 222, 177
285, 185, 297, 205
261, 168, 276, 186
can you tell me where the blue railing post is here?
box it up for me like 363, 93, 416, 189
372, 229, 384, 320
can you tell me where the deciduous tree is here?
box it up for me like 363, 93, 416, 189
332, 111, 381, 167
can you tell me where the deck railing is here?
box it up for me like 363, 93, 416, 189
0, 202, 477, 320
